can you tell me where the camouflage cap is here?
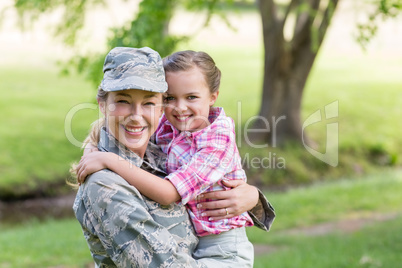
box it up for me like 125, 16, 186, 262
101, 47, 167, 93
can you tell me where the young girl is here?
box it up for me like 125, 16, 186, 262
77, 50, 254, 266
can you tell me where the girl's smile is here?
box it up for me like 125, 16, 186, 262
164, 67, 218, 132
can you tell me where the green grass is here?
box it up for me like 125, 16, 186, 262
1, 170, 401, 267
247, 169, 402, 235
0, 66, 99, 198
248, 168, 402, 267
304, 54, 402, 157
0, 219, 92, 267
253, 215, 402, 268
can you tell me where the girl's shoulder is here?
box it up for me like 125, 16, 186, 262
208, 107, 235, 131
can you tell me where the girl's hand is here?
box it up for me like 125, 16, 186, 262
76, 151, 113, 184
83, 143, 98, 156
197, 180, 259, 221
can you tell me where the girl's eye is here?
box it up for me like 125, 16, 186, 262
144, 102, 156, 106
117, 100, 129, 104
188, 96, 197, 100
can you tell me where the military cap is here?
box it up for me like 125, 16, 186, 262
101, 47, 167, 93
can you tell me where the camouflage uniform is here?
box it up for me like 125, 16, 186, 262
74, 128, 275, 267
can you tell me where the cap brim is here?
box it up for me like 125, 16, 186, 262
101, 76, 167, 93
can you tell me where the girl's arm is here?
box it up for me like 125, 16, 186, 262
77, 151, 180, 205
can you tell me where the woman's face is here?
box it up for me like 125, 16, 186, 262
99, 89, 163, 157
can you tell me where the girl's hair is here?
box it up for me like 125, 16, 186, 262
68, 87, 108, 188
163, 50, 221, 93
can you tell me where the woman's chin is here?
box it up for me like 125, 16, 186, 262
123, 136, 148, 151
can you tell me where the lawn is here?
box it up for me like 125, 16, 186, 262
253, 214, 402, 268
1, 169, 401, 267
0, 65, 98, 198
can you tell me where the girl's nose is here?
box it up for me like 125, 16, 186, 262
175, 100, 187, 113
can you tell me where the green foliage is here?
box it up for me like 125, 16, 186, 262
108, 0, 179, 56
10, 0, 235, 87
14, 0, 105, 46
64, 0, 186, 87
356, 0, 402, 49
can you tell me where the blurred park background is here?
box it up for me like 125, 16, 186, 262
0, 0, 401, 267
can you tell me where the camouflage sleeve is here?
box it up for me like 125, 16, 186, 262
248, 189, 275, 231
82, 171, 205, 268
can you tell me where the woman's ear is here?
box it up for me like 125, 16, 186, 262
209, 91, 219, 106
98, 98, 106, 116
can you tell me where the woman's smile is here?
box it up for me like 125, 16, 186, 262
122, 124, 146, 135
100, 89, 163, 157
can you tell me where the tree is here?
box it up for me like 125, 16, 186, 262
252, 0, 339, 146
6, 0, 401, 145
251, 0, 401, 146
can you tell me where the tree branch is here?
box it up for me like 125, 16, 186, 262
257, 0, 277, 29
316, 0, 339, 45
283, 0, 301, 23
291, 0, 320, 50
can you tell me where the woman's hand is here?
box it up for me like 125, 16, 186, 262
77, 151, 112, 184
197, 180, 259, 221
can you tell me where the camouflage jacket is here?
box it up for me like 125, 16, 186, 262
73, 128, 275, 267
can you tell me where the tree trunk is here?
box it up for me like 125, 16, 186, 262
252, 0, 339, 147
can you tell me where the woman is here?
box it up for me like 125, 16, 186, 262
72, 46, 275, 267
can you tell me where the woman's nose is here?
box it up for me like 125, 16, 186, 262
129, 104, 143, 119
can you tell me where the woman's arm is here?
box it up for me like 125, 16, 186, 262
196, 180, 258, 220
197, 180, 276, 231
77, 151, 180, 205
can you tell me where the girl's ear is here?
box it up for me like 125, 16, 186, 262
98, 98, 106, 116
209, 91, 219, 106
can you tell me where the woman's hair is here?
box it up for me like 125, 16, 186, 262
163, 50, 221, 93
85, 87, 108, 146
67, 87, 108, 188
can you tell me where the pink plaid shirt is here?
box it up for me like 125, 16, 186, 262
154, 107, 253, 236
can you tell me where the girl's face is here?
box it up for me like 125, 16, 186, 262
164, 67, 218, 132
99, 89, 163, 157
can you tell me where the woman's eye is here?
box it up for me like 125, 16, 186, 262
116, 100, 129, 104
164, 96, 175, 102
188, 96, 197, 100
144, 102, 156, 106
